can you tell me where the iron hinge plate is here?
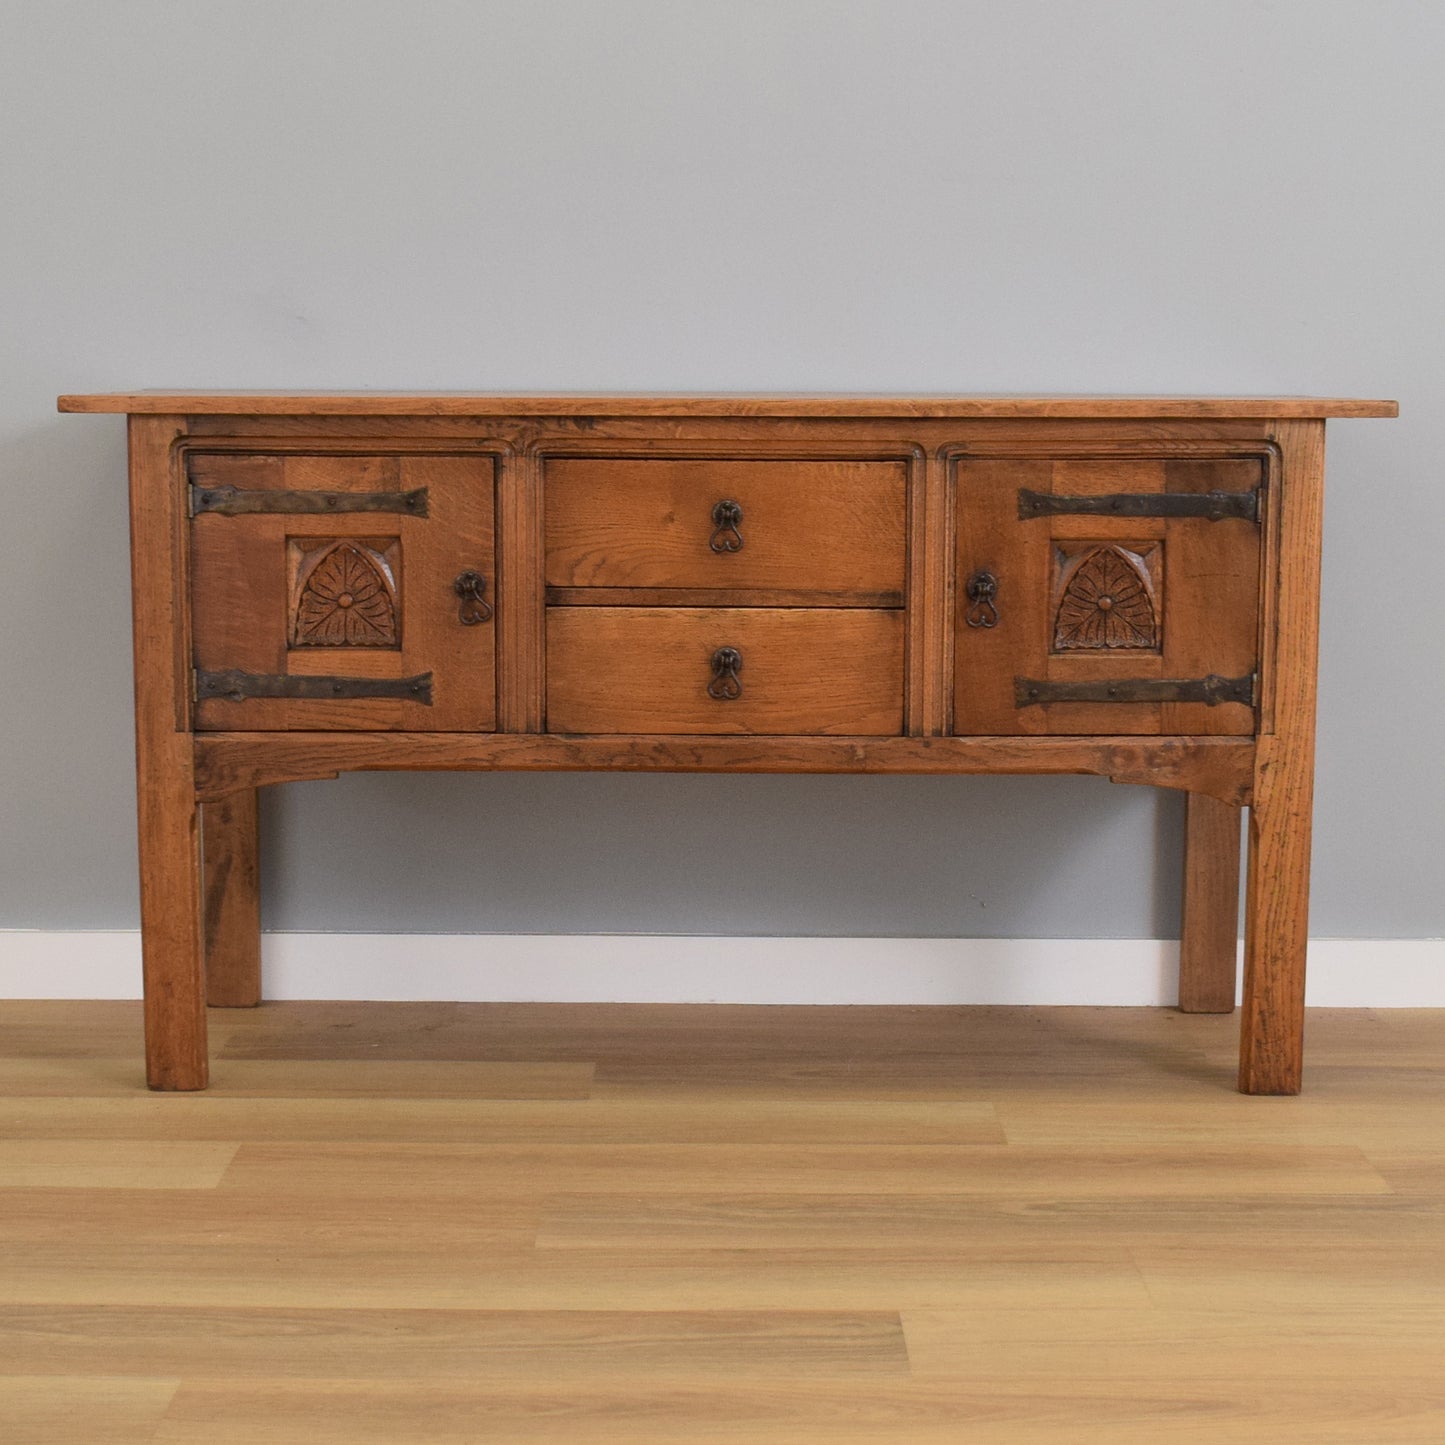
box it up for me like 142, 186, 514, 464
195, 669, 434, 704
1015, 673, 1256, 708
190, 485, 429, 517
1017, 489, 1259, 523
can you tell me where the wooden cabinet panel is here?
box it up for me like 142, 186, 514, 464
190, 453, 496, 731
544, 458, 907, 596
953, 456, 1262, 736
546, 607, 904, 735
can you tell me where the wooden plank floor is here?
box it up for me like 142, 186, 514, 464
1, 1000, 1443, 1442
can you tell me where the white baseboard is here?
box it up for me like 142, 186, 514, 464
1, 931, 1442, 1006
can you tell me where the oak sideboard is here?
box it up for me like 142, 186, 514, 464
59, 391, 1397, 1093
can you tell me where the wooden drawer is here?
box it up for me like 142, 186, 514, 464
190, 452, 496, 731
544, 457, 907, 597
546, 607, 904, 734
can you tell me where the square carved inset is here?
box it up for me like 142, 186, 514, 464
1052, 541, 1161, 652
287, 537, 401, 648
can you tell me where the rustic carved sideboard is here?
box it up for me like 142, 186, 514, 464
59, 392, 1396, 1093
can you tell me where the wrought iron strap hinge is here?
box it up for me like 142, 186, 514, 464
1014, 673, 1256, 708
190, 485, 429, 517
1017, 488, 1259, 523
195, 669, 434, 703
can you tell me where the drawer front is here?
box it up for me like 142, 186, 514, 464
544, 457, 908, 596
954, 456, 1262, 736
546, 608, 904, 735
190, 452, 496, 731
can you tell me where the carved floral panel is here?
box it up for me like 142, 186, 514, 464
1052, 542, 1160, 651
288, 538, 400, 647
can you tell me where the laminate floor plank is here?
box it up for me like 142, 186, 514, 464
0, 1375, 179, 1444
0, 1140, 237, 1189
146, 1377, 1445, 1444
0, 1056, 597, 1099
207, 1138, 1387, 1202
902, 1303, 1445, 1364
534, 1189, 1439, 1252
1132, 1242, 1445, 1312
0, 1095, 999, 1145
0, 1247, 1148, 1312
994, 1098, 1445, 1148
1362, 1151, 1445, 1195
0, 1185, 538, 1250
0, 1305, 908, 1380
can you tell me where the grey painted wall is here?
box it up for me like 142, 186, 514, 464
1, 0, 1438, 942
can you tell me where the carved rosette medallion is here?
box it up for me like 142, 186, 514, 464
1053, 544, 1159, 651
290, 540, 399, 647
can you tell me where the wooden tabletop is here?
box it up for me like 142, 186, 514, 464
57, 392, 1399, 419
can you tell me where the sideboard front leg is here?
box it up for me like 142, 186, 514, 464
129, 413, 208, 1090
202, 789, 262, 1008
137, 757, 209, 1090
1238, 419, 1324, 1096
1179, 792, 1241, 1013
1238, 739, 1311, 1094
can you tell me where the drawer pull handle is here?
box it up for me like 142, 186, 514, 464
707, 646, 743, 700
709, 499, 744, 553
965, 570, 1000, 628
453, 570, 493, 625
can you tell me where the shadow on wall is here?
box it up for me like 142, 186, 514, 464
258, 770, 1187, 938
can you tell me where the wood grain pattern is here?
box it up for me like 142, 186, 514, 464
192, 732, 1256, 802
201, 789, 261, 1007
545, 607, 905, 735
0, 1139, 237, 1189
546, 586, 904, 608
1239, 421, 1327, 1093
1159, 458, 1263, 734
544, 456, 907, 592
190, 452, 497, 732
0, 1096, 1001, 1147
1179, 791, 1242, 1013
914, 448, 949, 735
129, 415, 208, 1091
0, 1305, 909, 1380
0, 1377, 179, 1445
59, 392, 1400, 418
953, 455, 1260, 736
498, 445, 544, 732
143, 1378, 1445, 1444
2, 1001, 1441, 1443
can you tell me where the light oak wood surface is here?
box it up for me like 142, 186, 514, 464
1239, 420, 1326, 1092
59, 392, 1400, 418
200, 791, 260, 1008
1179, 791, 1242, 1013
543, 456, 908, 591
128, 416, 208, 1090
545, 606, 906, 735
0, 1000, 1441, 1442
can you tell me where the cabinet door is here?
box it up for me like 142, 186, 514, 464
190, 453, 495, 731
954, 456, 1261, 736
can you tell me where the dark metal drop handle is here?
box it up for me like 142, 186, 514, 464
965, 570, 999, 628
707, 646, 743, 700
709, 499, 744, 552
453, 570, 493, 625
